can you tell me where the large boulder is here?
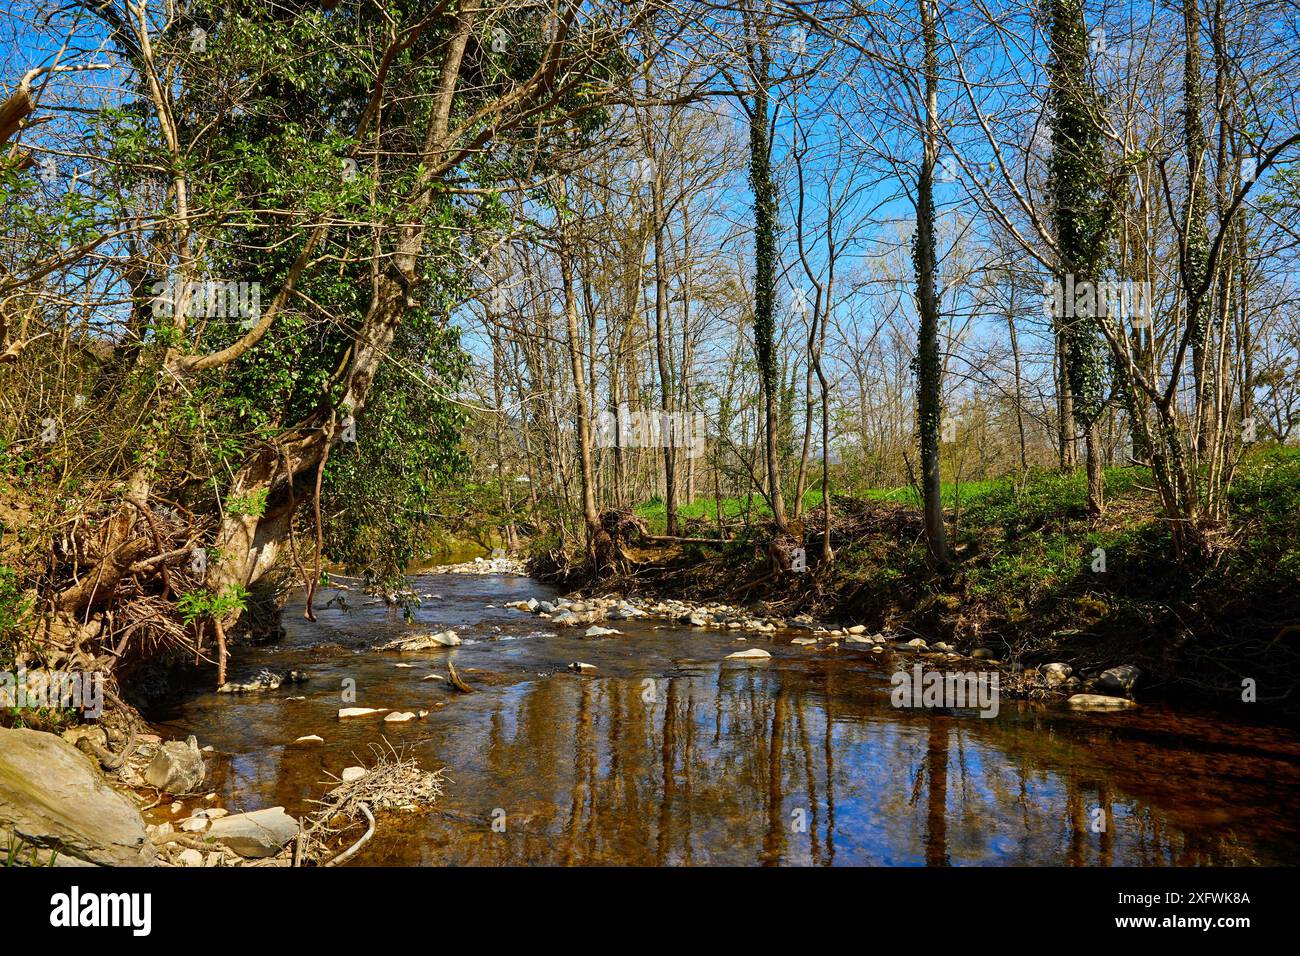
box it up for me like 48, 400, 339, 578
1095, 665, 1142, 697
0, 727, 156, 866
204, 807, 299, 858
144, 735, 205, 793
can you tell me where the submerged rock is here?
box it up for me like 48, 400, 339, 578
384, 711, 416, 723
726, 648, 772, 660
0, 727, 157, 866
217, 669, 309, 694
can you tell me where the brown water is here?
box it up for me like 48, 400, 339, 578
152, 572, 1300, 865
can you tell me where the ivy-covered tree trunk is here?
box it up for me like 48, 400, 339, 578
746, 11, 788, 533
914, 0, 950, 566
1182, 0, 1213, 456
1047, 0, 1111, 520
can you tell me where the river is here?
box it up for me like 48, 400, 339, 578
150, 571, 1300, 865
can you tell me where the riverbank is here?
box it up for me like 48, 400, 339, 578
535, 451, 1300, 715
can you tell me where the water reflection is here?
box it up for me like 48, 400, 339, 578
153, 574, 1300, 866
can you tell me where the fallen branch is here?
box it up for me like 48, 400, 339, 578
323, 802, 374, 867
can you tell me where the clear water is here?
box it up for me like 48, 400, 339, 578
150, 573, 1300, 866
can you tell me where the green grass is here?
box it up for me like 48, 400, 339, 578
635, 479, 1014, 534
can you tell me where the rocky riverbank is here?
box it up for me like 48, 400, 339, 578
0, 719, 441, 867
501, 592, 1146, 709
1, 724, 302, 867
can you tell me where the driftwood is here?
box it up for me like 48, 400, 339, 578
323, 803, 374, 867
446, 661, 473, 693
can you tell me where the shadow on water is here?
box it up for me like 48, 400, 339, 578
150, 573, 1300, 866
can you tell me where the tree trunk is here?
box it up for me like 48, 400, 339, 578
915, 0, 951, 567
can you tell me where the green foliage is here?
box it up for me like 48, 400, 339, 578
0, 565, 31, 672
225, 488, 269, 518
322, 323, 470, 587
177, 585, 250, 626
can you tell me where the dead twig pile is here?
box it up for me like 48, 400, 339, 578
296, 740, 445, 866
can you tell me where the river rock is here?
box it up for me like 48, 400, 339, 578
0, 727, 157, 866
726, 648, 771, 660
526, 598, 539, 611
905, 638, 928, 649
144, 735, 206, 794
384, 711, 416, 723
177, 848, 204, 867
204, 807, 299, 858
791, 637, 818, 645
847, 624, 868, 635
584, 625, 620, 638
1067, 693, 1138, 712
294, 734, 324, 744
1095, 665, 1142, 697
340, 766, 367, 783
338, 707, 388, 719
568, 662, 597, 674
845, 635, 873, 645
378, 630, 459, 651
1042, 663, 1073, 686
